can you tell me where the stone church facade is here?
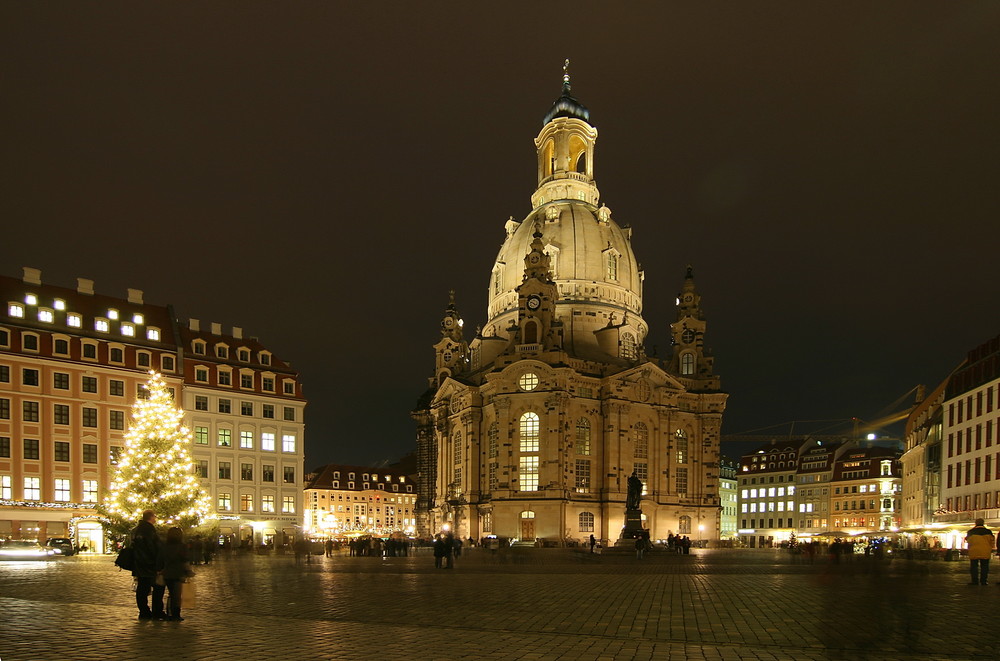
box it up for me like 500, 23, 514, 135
413, 71, 727, 545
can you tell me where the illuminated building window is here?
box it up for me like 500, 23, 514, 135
8, 303, 24, 318
681, 353, 695, 375
519, 456, 539, 491
519, 412, 540, 452
194, 426, 208, 444
121, 323, 135, 337
0, 475, 10, 499
240, 430, 253, 448
678, 515, 691, 533
606, 251, 618, 280
218, 429, 232, 447
282, 496, 295, 513
519, 372, 539, 391
107, 309, 119, 321
82, 480, 98, 503
635, 462, 648, 494
262, 495, 275, 512
146, 327, 160, 341
38, 308, 54, 323
283, 435, 296, 453
132, 313, 144, 325
53, 299, 65, 311
622, 332, 636, 360
579, 511, 595, 532
218, 493, 232, 511
261, 432, 275, 452
54, 478, 70, 502
24, 476, 40, 500
67, 313, 82, 328
95, 318, 109, 333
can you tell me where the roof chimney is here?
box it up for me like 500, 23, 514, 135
233, 326, 243, 339
189, 318, 200, 331
127, 288, 144, 305
77, 278, 94, 295
210, 322, 222, 335
22, 267, 41, 285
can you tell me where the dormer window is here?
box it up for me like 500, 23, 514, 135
8, 303, 24, 318
95, 318, 109, 333
24, 293, 38, 306
193, 340, 206, 355
132, 313, 144, 325
238, 348, 250, 362
259, 352, 271, 366
121, 323, 135, 337
38, 308, 54, 323
67, 313, 82, 328
107, 309, 119, 321
216, 345, 229, 359
147, 327, 161, 341
53, 299, 66, 311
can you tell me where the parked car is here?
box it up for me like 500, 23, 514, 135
0, 540, 58, 560
45, 537, 75, 556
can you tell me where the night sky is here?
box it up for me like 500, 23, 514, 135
3, 4, 999, 469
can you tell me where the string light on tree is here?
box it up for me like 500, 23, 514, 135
98, 371, 213, 536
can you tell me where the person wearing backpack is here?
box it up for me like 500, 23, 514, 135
131, 510, 165, 620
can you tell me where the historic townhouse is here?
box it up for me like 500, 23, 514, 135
413, 70, 727, 545
0, 268, 305, 550
937, 335, 1000, 545
901, 378, 950, 530
830, 446, 901, 535
303, 464, 416, 538
737, 439, 810, 548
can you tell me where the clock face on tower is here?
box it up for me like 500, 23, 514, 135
443, 317, 454, 328
681, 329, 695, 344
529, 254, 540, 265
526, 295, 541, 310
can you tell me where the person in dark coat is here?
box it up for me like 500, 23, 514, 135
433, 534, 447, 569
158, 526, 191, 621
131, 509, 165, 620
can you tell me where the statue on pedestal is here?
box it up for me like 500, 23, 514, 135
626, 470, 642, 511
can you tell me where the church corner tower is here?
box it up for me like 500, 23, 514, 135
414, 64, 727, 545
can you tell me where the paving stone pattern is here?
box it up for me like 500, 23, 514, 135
1, 548, 997, 661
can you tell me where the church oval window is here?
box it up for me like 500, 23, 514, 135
518, 372, 539, 391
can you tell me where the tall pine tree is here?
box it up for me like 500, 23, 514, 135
98, 371, 212, 538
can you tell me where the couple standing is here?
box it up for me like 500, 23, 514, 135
131, 510, 192, 621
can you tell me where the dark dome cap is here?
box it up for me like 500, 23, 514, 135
542, 59, 591, 126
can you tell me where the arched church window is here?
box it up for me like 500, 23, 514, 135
681, 353, 695, 376
634, 422, 648, 459
678, 515, 692, 534
576, 418, 591, 455
622, 332, 636, 360
519, 412, 539, 452
453, 432, 462, 484
675, 429, 688, 464
523, 320, 538, 344
579, 511, 594, 532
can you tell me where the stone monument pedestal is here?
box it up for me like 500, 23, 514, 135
614, 509, 646, 548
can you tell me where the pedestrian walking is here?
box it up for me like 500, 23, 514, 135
159, 526, 192, 621
433, 534, 447, 569
130, 509, 166, 620
589, 534, 596, 553
965, 518, 995, 585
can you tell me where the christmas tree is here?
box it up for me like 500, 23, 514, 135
98, 371, 213, 538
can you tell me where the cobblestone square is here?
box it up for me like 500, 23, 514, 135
1, 548, 997, 661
